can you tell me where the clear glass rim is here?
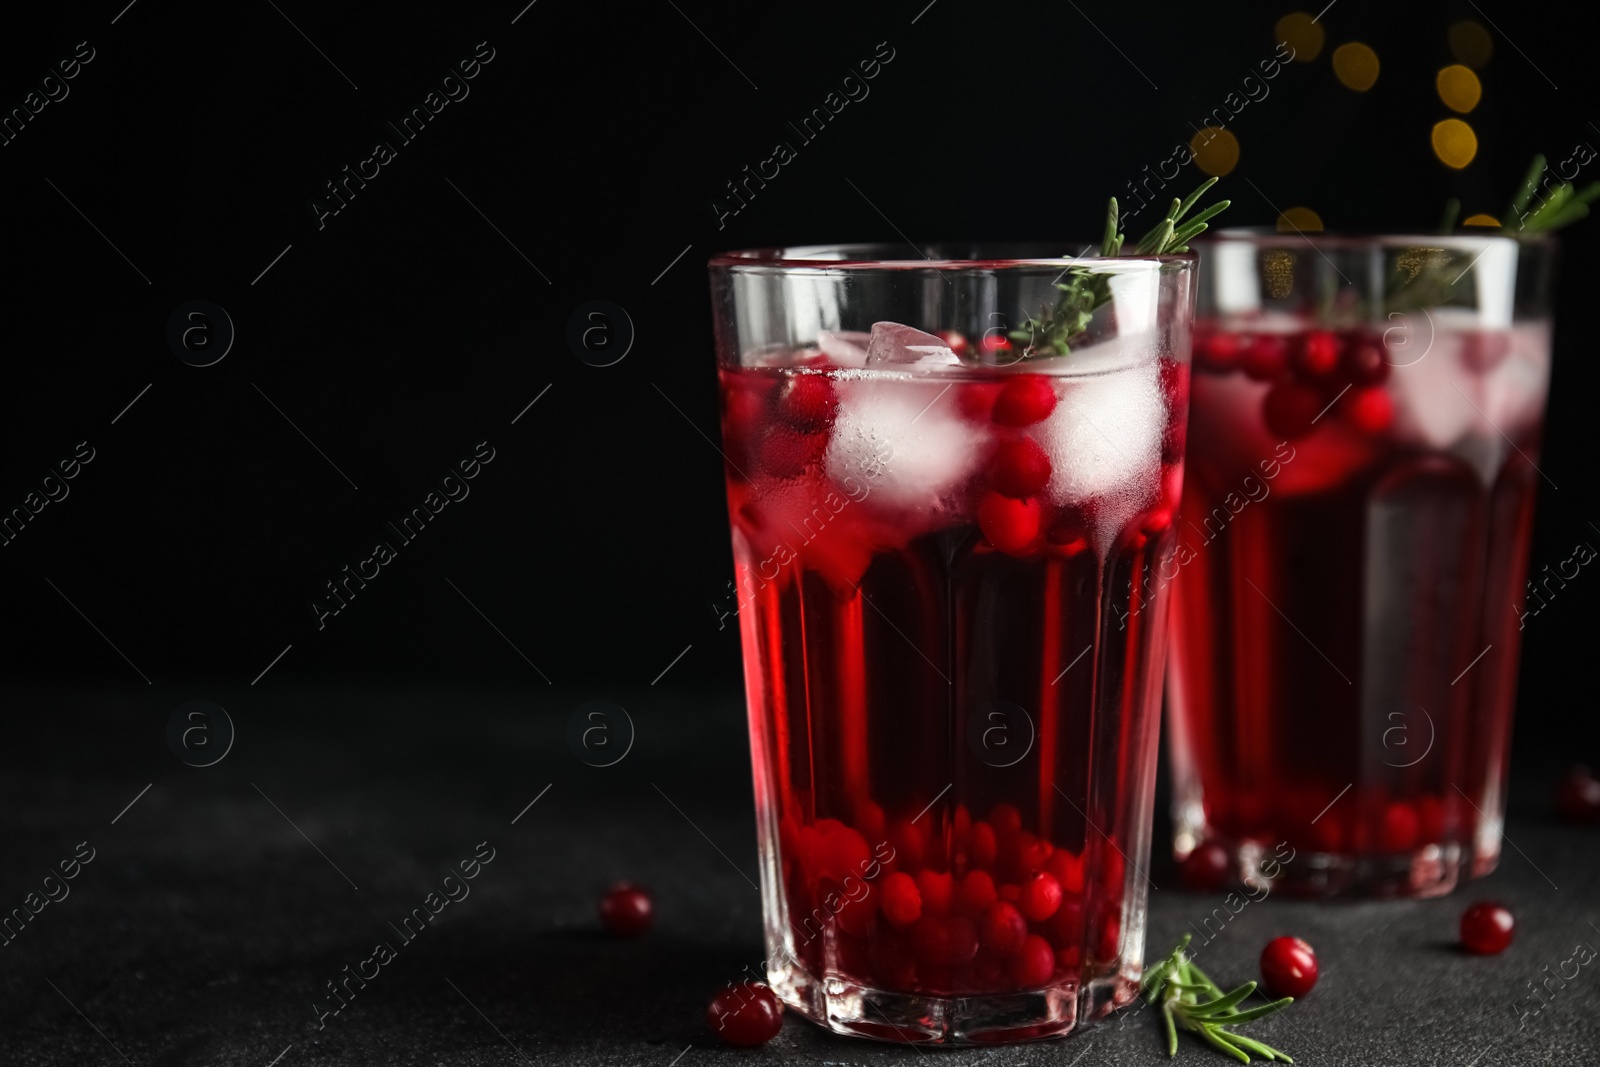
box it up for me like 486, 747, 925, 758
709, 242, 1196, 272
1202, 226, 1554, 250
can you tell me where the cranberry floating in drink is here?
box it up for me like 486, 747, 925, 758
708, 230, 1201, 1042
1167, 230, 1557, 898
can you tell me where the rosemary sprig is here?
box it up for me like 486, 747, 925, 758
1396, 154, 1600, 314
1008, 178, 1230, 358
1141, 934, 1296, 1063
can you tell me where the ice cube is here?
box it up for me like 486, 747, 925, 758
1035, 354, 1165, 505
1386, 321, 1477, 450
865, 321, 960, 369
824, 376, 978, 508
818, 329, 871, 367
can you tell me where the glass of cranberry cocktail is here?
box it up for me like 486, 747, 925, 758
709, 243, 1195, 1042
1167, 231, 1554, 898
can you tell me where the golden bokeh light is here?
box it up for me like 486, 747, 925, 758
1463, 213, 1502, 227
1190, 126, 1240, 176
1275, 12, 1325, 61
1332, 42, 1380, 91
1448, 20, 1494, 69
1432, 119, 1479, 169
1436, 65, 1482, 112
1276, 207, 1325, 233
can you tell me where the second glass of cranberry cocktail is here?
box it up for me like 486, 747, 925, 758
1167, 231, 1554, 898
709, 243, 1195, 1042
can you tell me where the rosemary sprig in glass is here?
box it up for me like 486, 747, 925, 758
1009, 178, 1230, 358
1140, 934, 1296, 1063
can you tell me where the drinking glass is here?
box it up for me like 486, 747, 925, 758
709, 244, 1195, 1042
1167, 231, 1554, 898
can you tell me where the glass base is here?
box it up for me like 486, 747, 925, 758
770, 957, 1139, 1045
1184, 835, 1463, 899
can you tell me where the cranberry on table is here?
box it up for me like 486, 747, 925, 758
598, 882, 653, 936
1260, 936, 1318, 997
1460, 902, 1515, 955
707, 981, 784, 1046
1179, 840, 1233, 890
1555, 765, 1600, 822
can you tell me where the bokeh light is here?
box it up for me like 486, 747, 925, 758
1332, 43, 1380, 91
1276, 207, 1324, 233
1448, 20, 1494, 69
1190, 127, 1240, 176
1275, 12, 1325, 61
1463, 213, 1502, 227
1436, 65, 1482, 112
1432, 119, 1479, 169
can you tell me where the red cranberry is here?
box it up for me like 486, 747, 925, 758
852, 799, 887, 845
1240, 335, 1291, 381
955, 869, 998, 917
977, 492, 1041, 554
1460, 901, 1515, 955
991, 375, 1057, 427
1262, 382, 1324, 440
707, 981, 783, 1046
990, 437, 1052, 498
916, 869, 953, 917
888, 817, 926, 872
1093, 913, 1121, 961
938, 329, 971, 358
1018, 872, 1063, 922
1417, 795, 1447, 841
1343, 340, 1390, 385
969, 822, 998, 869
1044, 894, 1084, 944
912, 915, 979, 966
956, 382, 1003, 422
981, 334, 1013, 357
1555, 766, 1600, 823
1180, 841, 1233, 890
1379, 801, 1420, 852
775, 375, 834, 433
1195, 332, 1241, 372
979, 901, 1029, 956
1046, 849, 1084, 893
598, 882, 653, 936
818, 824, 870, 881
1260, 937, 1318, 997
998, 883, 1021, 903
880, 871, 922, 928
989, 804, 1023, 838
1341, 386, 1394, 433
1010, 934, 1056, 987
1295, 331, 1342, 377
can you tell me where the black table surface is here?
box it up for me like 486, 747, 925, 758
2, 684, 1596, 1066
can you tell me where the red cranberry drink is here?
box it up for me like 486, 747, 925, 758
709, 243, 1197, 1042
1167, 232, 1554, 897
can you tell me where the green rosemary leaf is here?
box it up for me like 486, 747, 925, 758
1102, 197, 1121, 258
1174, 175, 1221, 223
1439, 196, 1461, 235
1215, 998, 1294, 1024
1174, 198, 1231, 236
1183, 959, 1228, 1000
1165, 1003, 1180, 1057
1196, 1025, 1252, 1064
1184, 982, 1258, 1017
1225, 1032, 1293, 1063
1136, 198, 1183, 253
1506, 154, 1548, 219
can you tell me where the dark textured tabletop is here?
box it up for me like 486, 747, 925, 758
2, 683, 1595, 1066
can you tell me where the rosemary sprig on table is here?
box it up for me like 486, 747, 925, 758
1141, 934, 1296, 1063
1009, 178, 1230, 358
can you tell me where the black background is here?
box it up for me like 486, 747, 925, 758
0, 0, 1595, 757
